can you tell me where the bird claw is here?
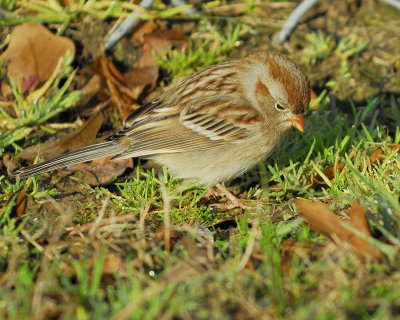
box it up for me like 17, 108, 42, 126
207, 183, 249, 210
210, 199, 248, 210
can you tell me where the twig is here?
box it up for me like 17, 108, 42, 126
276, 0, 319, 45
65, 213, 137, 236
379, 0, 400, 10
277, 0, 400, 45
104, 0, 155, 51
20, 229, 44, 253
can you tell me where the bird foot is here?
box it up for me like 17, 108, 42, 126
208, 183, 248, 210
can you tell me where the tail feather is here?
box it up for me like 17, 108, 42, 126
12, 141, 126, 180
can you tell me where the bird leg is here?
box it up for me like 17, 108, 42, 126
210, 183, 248, 210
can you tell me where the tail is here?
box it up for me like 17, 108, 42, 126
11, 141, 127, 180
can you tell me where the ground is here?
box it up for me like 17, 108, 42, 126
0, 0, 400, 319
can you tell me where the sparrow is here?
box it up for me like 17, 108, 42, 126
12, 51, 310, 188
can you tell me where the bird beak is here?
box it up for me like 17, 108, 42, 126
288, 114, 305, 132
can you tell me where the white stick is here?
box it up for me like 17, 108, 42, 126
104, 0, 155, 51
276, 0, 319, 45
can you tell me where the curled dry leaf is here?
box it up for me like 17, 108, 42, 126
1, 22, 75, 84
320, 162, 347, 180
18, 112, 104, 162
295, 199, 383, 260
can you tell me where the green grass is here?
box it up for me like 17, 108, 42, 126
155, 21, 244, 79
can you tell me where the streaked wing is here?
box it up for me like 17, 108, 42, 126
109, 99, 261, 160
180, 98, 261, 141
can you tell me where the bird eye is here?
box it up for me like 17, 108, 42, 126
275, 103, 285, 111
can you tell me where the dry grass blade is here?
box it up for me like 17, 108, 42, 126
65, 213, 138, 236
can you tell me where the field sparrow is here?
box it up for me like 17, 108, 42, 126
12, 51, 310, 187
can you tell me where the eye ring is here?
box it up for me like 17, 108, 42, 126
275, 103, 285, 111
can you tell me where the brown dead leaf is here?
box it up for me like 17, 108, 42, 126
295, 199, 382, 260
269, 199, 297, 222
268, 162, 347, 194
321, 162, 347, 180
2, 154, 19, 172
347, 201, 375, 255
76, 23, 178, 112
18, 111, 104, 162
65, 156, 133, 185
153, 225, 178, 247
337, 144, 400, 174
13, 191, 27, 218
131, 20, 165, 42
1, 23, 75, 83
